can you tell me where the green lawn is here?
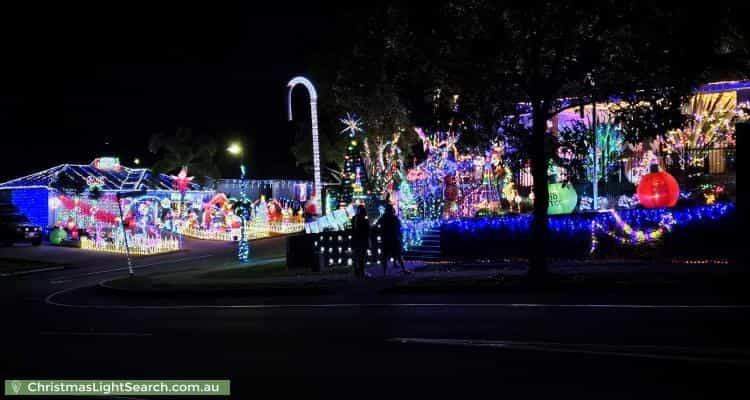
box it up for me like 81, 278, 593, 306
0, 257, 64, 274
198, 262, 352, 280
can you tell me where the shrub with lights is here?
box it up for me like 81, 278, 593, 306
441, 202, 735, 259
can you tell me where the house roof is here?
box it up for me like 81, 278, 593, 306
696, 80, 750, 94
0, 161, 205, 192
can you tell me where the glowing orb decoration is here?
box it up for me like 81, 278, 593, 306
547, 183, 578, 215
49, 228, 67, 245
637, 171, 680, 208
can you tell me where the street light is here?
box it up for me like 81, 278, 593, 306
227, 143, 242, 156
227, 142, 245, 178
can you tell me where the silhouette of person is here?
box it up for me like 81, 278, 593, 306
350, 204, 370, 278
378, 204, 410, 276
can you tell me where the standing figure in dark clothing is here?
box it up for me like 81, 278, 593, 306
350, 205, 370, 278
378, 204, 410, 276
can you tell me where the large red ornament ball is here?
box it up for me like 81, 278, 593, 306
636, 171, 680, 208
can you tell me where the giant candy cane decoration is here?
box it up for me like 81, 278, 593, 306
287, 76, 321, 214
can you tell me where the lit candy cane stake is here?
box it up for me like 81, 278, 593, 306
287, 76, 321, 215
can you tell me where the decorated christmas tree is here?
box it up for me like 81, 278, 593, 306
397, 171, 418, 219
339, 113, 369, 207
472, 160, 502, 217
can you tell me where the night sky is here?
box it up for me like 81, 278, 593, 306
0, 3, 353, 182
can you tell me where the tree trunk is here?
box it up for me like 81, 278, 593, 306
529, 101, 550, 277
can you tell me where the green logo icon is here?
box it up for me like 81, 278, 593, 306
10, 381, 21, 395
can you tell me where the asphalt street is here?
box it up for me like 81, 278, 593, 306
1, 237, 749, 398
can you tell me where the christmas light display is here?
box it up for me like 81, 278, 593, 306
587, 123, 624, 183
402, 219, 441, 251
232, 196, 252, 261
55, 194, 119, 226
662, 93, 737, 170
176, 225, 238, 241
736, 101, 750, 123
339, 113, 369, 206
461, 156, 502, 217
287, 76, 321, 214
443, 203, 733, 256
49, 227, 67, 245
637, 170, 680, 208
269, 221, 305, 234
547, 183, 578, 215
589, 210, 676, 254
81, 235, 181, 255
171, 168, 193, 195
363, 130, 404, 195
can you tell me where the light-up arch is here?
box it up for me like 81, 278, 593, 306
287, 76, 321, 214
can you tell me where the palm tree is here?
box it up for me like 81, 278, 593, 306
148, 128, 221, 185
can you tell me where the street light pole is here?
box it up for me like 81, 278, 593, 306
116, 199, 134, 276
116, 190, 146, 276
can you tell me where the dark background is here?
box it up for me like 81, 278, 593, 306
0, 3, 361, 181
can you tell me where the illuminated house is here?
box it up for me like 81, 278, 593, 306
512, 80, 749, 188
0, 157, 213, 228
552, 80, 750, 134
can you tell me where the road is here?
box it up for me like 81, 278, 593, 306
1, 237, 749, 398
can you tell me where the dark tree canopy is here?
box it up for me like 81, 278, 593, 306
148, 128, 220, 185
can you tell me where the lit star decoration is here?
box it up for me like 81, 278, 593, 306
340, 113, 364, 138
171, 167, 194, 195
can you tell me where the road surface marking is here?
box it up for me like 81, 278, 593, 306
49, 254, 215, 284
0, 266, 66, 277
44, 290, 750, 310
388, 338, 750, 365
40, 331, 152, 337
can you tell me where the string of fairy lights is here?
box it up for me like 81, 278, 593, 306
442, 202, 734, 256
